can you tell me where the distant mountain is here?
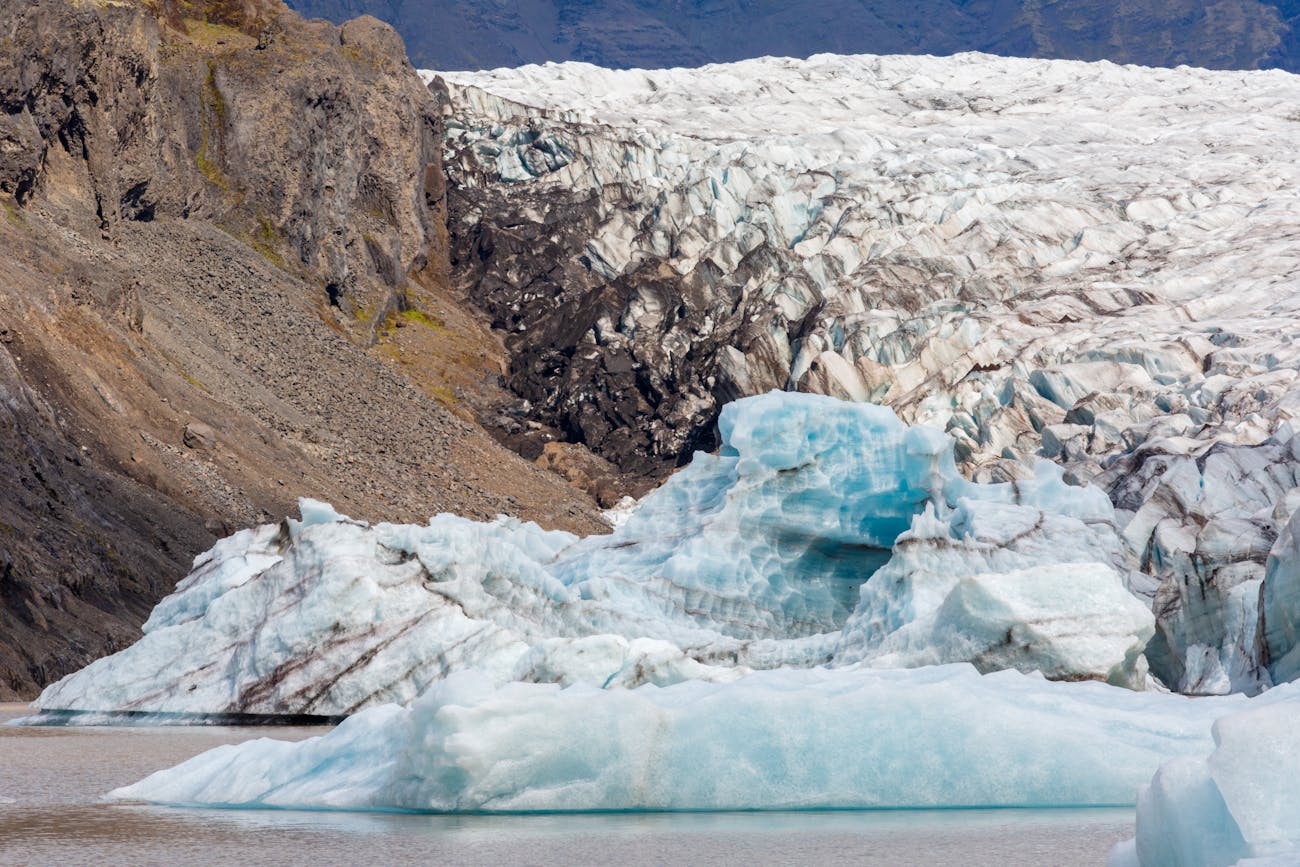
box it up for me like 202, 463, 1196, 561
285, 0, 1300, 71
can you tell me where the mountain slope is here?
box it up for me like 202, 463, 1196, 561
0, 0, 605, 700
286, 0, 1299, 71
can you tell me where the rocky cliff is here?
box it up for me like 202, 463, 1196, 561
0, 0, 603, 699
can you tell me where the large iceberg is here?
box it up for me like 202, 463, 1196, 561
834, 462, 1149, 686
113, 664, 1252, 813
1109, 685, 1300, 867
33, 392, 1150, 718
849, 561, 1154, 686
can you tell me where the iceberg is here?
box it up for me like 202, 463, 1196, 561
1109, 685, 1300, 867
832, 462, 1152, 686
851, 562, 1154, 687
113, 664, 1256, 813
32, 393, 1149, 718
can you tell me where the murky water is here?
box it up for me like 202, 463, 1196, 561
0, 704, 1133, 866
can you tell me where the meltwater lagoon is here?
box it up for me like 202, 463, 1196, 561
0, 702, 1134, 867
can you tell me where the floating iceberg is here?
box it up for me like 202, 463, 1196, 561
1109, 685, 1300, 867
33, 392, 1151, 718
113, 664, 1255, 813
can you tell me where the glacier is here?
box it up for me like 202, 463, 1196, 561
20, 51, 1300, 837
432, 52, 1300, 694
1109, 690, 1300, 867
32, 391, 1151, 718
112, 665, 1270, 813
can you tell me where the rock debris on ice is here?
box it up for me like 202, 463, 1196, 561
432, 53, 1300, 693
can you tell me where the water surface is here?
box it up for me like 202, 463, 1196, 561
0, 704, 1133, 865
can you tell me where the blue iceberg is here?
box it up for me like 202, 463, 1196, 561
35, 392, 1149, 717
113, 664, 1270, 813
1110, 684, 1300, 867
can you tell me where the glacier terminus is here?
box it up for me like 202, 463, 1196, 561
19, 49, 1300, 867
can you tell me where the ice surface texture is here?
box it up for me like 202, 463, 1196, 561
35, 392, 1150, 716
113, 665, 1253, 813
435, 53, 1300, 693
1261, 509, 1300, 686
1108, 684, 1300, 867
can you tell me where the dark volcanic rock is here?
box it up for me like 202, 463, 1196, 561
0, 343, 215, 700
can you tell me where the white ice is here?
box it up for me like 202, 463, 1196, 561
114, 664, 1260, 813
1109, 684, 1300, 867
433, 52, 1300, 693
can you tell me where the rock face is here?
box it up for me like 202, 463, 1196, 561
438, 55, 1300, 692
286, 0, 1299, 72
2, 0, 438, 323
0, 0, 604, 700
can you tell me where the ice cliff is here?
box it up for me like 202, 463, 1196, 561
111, 667, 1296, 814
34, 392, 1152, 717
434, 53, 1300, 694
1110, 686, 1300, 867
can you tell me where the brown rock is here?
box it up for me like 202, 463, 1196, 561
183, 421, 217, 450
535, 441, 630, 509
0, 0, 610, 701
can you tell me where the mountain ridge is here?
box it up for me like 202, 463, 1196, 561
286, 0, 1300, 72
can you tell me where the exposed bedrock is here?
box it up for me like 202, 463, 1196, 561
436, 55, 1300, 693
2, 0, 442, 321
0, 0, 604, 699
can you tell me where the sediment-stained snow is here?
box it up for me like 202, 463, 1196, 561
432, 53, 1300, 693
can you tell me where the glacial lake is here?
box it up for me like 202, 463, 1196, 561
0, 704, 1133, 865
